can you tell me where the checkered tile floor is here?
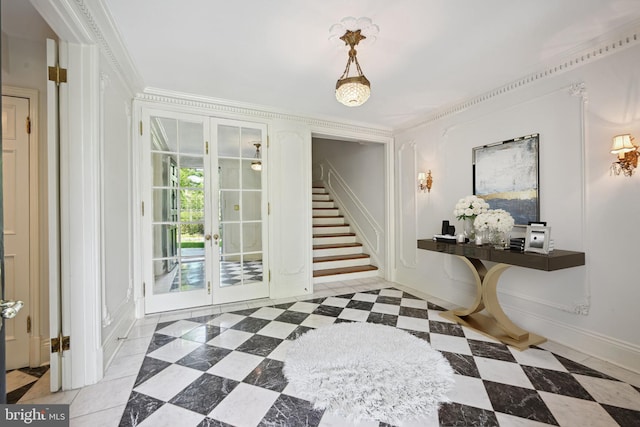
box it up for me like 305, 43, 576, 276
119, 287, 640, 426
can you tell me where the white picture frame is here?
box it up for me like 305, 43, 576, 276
524, 225, 551, 254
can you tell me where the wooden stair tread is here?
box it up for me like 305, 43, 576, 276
314, 254, 370, 263
313, 265, 378, 277
313, 233, 355, 238
313, 242, 362, 250
313, 224, 350, 227
313, 215, 344, 218
313, 207, 339, 210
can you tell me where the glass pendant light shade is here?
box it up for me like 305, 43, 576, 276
335, 29, 371, 107
336, 76, 371, 107
251, 161, 262, 171
251, 143, 262, 171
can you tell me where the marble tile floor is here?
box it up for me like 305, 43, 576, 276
10, 278, 640, 426
6, 365, 50, 403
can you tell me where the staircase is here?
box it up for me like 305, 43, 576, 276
312, 186, 379, 284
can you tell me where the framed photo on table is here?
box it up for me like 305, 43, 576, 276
524, 225, 551, 254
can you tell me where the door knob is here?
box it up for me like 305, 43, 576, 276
205, 234, 211, 241
213, 234, 219, 241
0, 299, 24, 319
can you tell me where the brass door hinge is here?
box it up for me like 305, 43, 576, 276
141, 201, 145, 216
205, 141, 209, 155
51, 334, 70, 353
268, 203, 271, 215
139, 120, 143, 135
48, 65, 67, 85
143, 282, 146, 297
207, 281, 211, 295
26, 117, 31, 134
27, 315, 31, 334
266, 135, 270, 148
269, 270, 271, 282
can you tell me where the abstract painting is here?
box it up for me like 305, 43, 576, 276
473, 134, 539, 225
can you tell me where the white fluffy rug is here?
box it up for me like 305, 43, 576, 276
283, 322, 454, 424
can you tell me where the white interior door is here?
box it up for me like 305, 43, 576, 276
144, 112, 213, 314
2, 95, 31, 370
211, 119, 269, 304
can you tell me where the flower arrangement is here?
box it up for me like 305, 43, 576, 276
474, 209, 515, 233
453, 195, 490, 220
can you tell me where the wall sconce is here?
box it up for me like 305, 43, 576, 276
610, 134, 638, 177
418, 170, 433, 192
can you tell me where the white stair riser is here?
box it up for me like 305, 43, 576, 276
313, 225, 351, 234
313, 235, 356, 245
313, 246, 362, 257
313, 208, 339, 216
312, 217, 345, 225
313, 257, 370, 271
312, 194, 331, 201
312, 201, 335, 208
313, 269, 380, 284
312, 188, 327, 194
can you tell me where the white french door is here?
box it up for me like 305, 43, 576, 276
143, 112, 268, 313
143, 111, 212, 313
210, 118, 269, 305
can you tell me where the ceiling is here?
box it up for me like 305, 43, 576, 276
3, 1, 640, 130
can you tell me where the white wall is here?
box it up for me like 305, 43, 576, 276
394, 41, 640, 372
313, 138, 386, 223
1, 33, 52, 365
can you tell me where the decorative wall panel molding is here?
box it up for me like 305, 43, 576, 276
441, 84, 591, 315
397, 141, 418, 269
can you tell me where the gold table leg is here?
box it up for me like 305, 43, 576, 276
441, 256, 546, 350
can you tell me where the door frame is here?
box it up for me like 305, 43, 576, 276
1, 87, 43, 367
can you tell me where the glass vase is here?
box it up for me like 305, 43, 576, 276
489, 229, 509, 250
463, 218, 476, 240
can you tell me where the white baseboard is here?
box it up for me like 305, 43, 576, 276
503, 302, 640, 374
35, 336, 50, 366
101, 305, 136, 370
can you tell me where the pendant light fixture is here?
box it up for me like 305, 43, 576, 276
335, 29, 370, 107
250, 143, 262, 171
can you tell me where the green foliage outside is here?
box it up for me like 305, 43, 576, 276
180, 166, 205, 239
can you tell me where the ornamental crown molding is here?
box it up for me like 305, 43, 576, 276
398, 23, 639, 131
136, 88, 393, 140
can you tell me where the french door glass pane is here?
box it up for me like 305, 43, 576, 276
242, 223, 262, 251
242, 160, 261, 189
219, 158, 240, 189
150, 116, 205, 295
220, 191, 240, 222
242, 192, 261, 221
217, 123, 263, 288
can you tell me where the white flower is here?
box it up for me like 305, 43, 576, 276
474, 209, 515, 233
453, 195, 489, 220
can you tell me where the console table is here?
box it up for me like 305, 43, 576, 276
417, 239, 585, 350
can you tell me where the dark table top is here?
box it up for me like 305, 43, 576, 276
417, 239, 585, 271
